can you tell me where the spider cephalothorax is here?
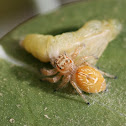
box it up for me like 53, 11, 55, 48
54, 54, 75, 74
41, 46, 116, 104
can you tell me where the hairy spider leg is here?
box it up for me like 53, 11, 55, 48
40, 68, 58, 76
54, 75, 71, 91
99, 70, 116, 79
42, 73, 62, 83
76, 55, 98, 66
85, 63, 116, 79
82, 55, 98, 60
70, 80, 89, 105
78, 57, 116, 79
71, 45, 85, 59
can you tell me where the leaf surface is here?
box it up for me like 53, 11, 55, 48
0, 0, 126, 125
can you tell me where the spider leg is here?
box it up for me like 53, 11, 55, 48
82, 55, 98, 61
76, 55, 98, 66
78, 61, 116, 79
71, 45, 85, 59
54, 75, 71, 92
40, 68, 58, 76
42, 73, 62, 83
70, 81, 89, 105
99, 70, 116, 79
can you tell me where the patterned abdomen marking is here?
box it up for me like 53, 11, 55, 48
76, 66, 106, 93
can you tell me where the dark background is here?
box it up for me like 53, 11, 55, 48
0, 0, 83, 38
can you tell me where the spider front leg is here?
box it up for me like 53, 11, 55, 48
40, 68, 58, 76
82, 55, 98, 61
42, 73, 62, 83
71, 45, 85, 59
70, 81, 89, 105
76, 55, 98, 66
54, 75, 71, 92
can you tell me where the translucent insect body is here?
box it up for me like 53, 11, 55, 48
21, 19, 122, 65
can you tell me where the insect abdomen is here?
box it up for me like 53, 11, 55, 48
75, 66, 106, 93
21, 34, 54, 62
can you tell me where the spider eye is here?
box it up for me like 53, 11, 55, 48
58, 65, 64, 70
66, 59, 70, 63
61, 65, 64, 67
59, 55, 63, 58
59, 66, 63, 70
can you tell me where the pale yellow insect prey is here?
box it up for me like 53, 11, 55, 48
21, 19, 122, 65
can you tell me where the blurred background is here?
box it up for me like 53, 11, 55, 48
0, 0, 83, 38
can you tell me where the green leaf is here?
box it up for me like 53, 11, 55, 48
0, 0, 126, 125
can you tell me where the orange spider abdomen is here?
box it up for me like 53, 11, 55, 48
76, 66, 106, 93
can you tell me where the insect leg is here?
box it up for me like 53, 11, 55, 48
70, 81, 89, 105
42, 73, 62, 83
99, 70, 116, 79
40, 68, 58, 76
54, 75, 71, 92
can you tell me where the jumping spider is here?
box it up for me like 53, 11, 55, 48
41, 46, 115, 104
